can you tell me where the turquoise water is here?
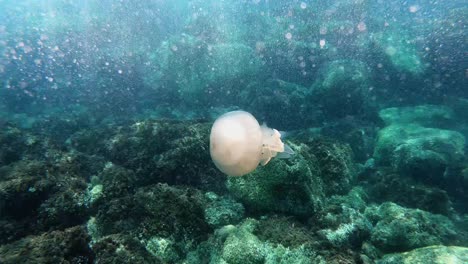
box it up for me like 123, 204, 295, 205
0, 1, 467, 263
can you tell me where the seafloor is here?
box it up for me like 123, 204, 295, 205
1, 1, 467, 263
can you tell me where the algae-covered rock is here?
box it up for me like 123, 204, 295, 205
253, 216, 315, 249
367, 172, 452, 215
378, 105, 456, 128
226, 143, 324, 217
95, 183, 211, 243
144, 236, 180, 263
226, 136, 357, 216
374, 105, 467, 193
0, 226, 93, 264
365, 202, 457, 253
184, 220, 266, 264
317, 188, 372, 248
306, 138, 357, 195
0, 154, 93, 244
101, 120, 224, 189
371, 31, 425, 75
309, 60, 373, 119
239, 79, 309, 130
92, 233, 157, 264
221, 220, 266, 264
204, 192, 245, 228
185, 219, 319, 264
377, 245, 468, 264
0, 126, 28, 166
374, 124, 465, 182
89, 183, 213, 263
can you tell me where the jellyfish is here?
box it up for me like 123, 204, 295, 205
209, 110, 294, 176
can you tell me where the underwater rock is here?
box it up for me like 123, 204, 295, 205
31, 108, 96, 144
317, 188, 372, 249
0, 153, 92, 244
185, 219, 319, 264
0, 122, 105, 246
99, 120, 224, 190
253, 216, 315, 249
379, 105, 456, 128
0, 226, 93, 264
451, 97, 468, 120
322, 121, 378, 163
376, 245, 468, 264
204, 192, 245, 228
226, 142, 324, 217
91, 163, 138, 205
366, 172, 452, 215
374, 123, 465, 183
143, 236, 180, 263
89, 182, 215, 262
92, 233, 156, 264
96, 183, 211, 242
0, 126, 28, 166
308, 60, 374, 120
0, 160, 55, 244
184, 220, 265, 264
226, 136, 357, 216
374, 105, 467, 198
371, 31, 425, 76
306, 138, 357, 195
365, 202, 458, 253
220, 220, 266, 264
296, 116, 379, 163
238, 79, 309, 130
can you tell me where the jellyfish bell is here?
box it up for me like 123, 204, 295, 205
209, 110, 294, 176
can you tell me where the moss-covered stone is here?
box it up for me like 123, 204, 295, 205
375, 105, 466, 175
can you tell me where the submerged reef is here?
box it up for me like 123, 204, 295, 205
1, 110, 466, 263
